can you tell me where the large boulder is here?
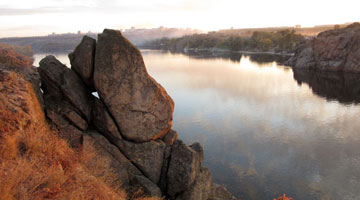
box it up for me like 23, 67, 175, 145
39, 55, 93, 122
93, 29, 174, 142
115, 139, 166, 184
287, 23, 360, 72
167, 140, 203, 196
69, 36, 96, 89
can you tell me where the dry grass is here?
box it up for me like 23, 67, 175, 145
0, 69, 163, 200
0, 121, 127, 200
0, 122, 163, 200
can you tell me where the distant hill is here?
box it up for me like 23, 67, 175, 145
217, 22, 353, 37
0, 27, 201, 53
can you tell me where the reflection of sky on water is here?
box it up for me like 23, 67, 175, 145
35, 51, 360, 200
143, 51, 360, 200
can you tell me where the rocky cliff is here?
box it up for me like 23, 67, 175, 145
286, 23, 360, 72
1, 29, 236, 200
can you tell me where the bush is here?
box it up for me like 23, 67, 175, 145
0, 43, 34, 67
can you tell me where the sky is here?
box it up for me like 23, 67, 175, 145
0, 0, 359, 37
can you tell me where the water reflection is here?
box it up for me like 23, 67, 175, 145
161, 50, 291, 65
293, 69, 360, 104
142, 51, 360, 200
35, 51, 360, 200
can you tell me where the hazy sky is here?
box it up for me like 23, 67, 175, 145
0, 0, 359, 37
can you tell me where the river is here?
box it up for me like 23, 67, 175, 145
34, 50, 360, 200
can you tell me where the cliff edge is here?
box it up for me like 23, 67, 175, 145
286, 23, 360, 72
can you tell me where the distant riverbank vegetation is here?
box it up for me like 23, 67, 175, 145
144, 29, 305, 53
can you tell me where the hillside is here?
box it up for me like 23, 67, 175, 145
0, 27, 201, 53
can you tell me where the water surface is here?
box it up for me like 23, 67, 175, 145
34, 51, 360, 200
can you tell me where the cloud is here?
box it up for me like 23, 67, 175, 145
0, 8, 62, 16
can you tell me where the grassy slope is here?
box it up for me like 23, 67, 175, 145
0, 57, 160, 200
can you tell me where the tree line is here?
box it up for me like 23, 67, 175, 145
145, 29, 305, 53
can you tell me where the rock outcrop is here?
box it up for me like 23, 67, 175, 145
286, 23, 360, 72
69, 36, 96, 90
3, 29, 236, 200
93, 29, 174, 142
39, 55, 93, 122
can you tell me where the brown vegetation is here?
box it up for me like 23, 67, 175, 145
0, 43, 34, 67
0, 69, 161, 200
273, 193, 293, 200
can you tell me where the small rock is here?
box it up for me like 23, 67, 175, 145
115, 139, 166, 184
190, 142, 204, 164
176, 167, 212, 200
167, 140, 202, 196
163, 129, 178, 145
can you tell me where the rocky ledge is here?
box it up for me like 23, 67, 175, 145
286, 23, 360, 72
1, 29, 236, 200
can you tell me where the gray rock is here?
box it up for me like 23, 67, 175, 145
92, 98, 122, 142
167, 140, 202, 196
93, 29, 174, 142
69, 36, 96, 89
208, 183, 238, 200
115, 139, 166, 184
39, 55, 93, 121
162, 129, 178, 145
45, 106, 84, 148
85, 130, 141, 176
287, 23, 360, 72
64, 109, 87, 131
129, 175, 162, 198
158, 145, 172, 192
82, 131, 142, 189
176, 167, 212, 200
190, 142, 204, 164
